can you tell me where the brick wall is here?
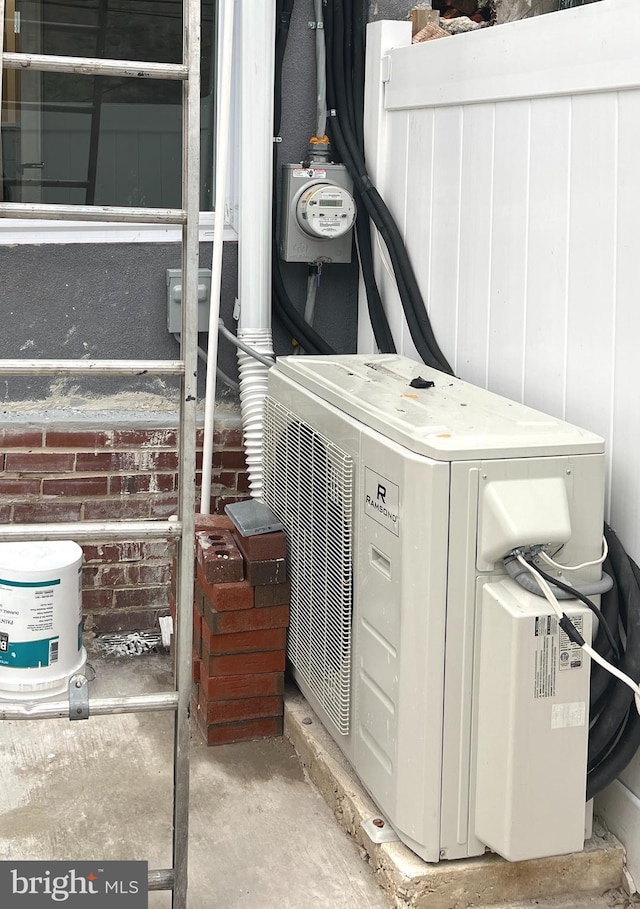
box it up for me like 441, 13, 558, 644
0, 424, 250, 633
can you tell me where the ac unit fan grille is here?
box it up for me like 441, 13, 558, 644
263, 396, 353, 735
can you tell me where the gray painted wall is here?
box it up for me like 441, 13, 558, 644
0, 1, 415, 405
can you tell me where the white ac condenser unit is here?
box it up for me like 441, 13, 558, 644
263, 354, 606, 864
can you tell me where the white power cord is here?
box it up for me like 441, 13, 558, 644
539, 536, 608, 573
516, 554, 640, 718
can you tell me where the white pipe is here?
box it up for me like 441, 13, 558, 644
237, 329, 275, 498
200, 0, 236, 514
235, 1, 276, 496
238, 0, 275, 331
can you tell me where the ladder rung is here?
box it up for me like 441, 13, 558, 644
0, 691, 179, 721
0, 521, 182, 542
0, 202, 186, 224
2, 52, 188, 81
0, 359, 185, 377
149, 870, 174, 892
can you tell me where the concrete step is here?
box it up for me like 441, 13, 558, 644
284, 689, 628, 909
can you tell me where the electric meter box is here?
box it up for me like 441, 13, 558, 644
263, 354, 606, 865
280, 163, 355, 264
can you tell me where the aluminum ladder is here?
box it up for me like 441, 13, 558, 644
0, 2, 201, 906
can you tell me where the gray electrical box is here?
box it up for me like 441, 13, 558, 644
166, 268, 212, 333
279, 163, 355, 264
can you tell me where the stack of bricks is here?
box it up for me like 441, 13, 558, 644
186, 514, 290, 746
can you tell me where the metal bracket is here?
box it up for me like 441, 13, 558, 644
69, 674, 90, 721
361, 815, 400, 844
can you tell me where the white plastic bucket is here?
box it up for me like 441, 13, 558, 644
0, 541, 86, 699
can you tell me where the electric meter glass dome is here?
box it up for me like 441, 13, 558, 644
296, 183, 356, 240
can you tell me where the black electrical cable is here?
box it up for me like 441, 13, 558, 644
586, 524, 640, 800
527, 561, 620, 664
322, 0, 395, 355
354, 194, 397, 354
325, 0, 453, 374
327, 0, 450, 372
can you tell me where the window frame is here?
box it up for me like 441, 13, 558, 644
0, 0, 240, 244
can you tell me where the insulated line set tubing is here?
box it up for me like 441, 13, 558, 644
324, 0, 452, 373
0, 0, 200, 903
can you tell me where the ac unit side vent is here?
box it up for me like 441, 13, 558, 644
263, 396, 354, 735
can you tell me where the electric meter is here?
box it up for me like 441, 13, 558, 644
295, 183, 356, 240
280, 162, 356, 263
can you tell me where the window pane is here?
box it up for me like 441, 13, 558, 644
1, 0, 216, 209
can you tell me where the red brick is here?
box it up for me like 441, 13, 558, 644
197, 693, 282, 725
0, 428, 43, 447
82, 541, 144, 563
87, 608, 163, 634
203, 603, 289, 636
13, 501, 82, 523
76, 450, 178, 472
82, 588, 114, 610
113, 586, 169, 610
0, 505, 10, 522
194, 610, 202, 657
148, 494, 180, 518
212, 494, 251, 514
193, 651, 202, 684
219, 449, 247, 470
197, 715, 282, 746
110, 474, 176, 494
0, 477, 42, 495
254, 582, 291, 608
196, 530, 244, 584
112, 429, 177, 448
234, 530, 287, 563
236, 472, 251, 494
194, 513, 234, 534
83, 498, 150, 521
45, 430, 113, 448
246, 558, 287, 587
213, 471, 239, 491
200, 671, 284, 701
196, 570, 254, 612
204, 650, 286, 677
201, 625, 286, 657
42, 476, 109, 497
5, 452, 75, 473
215, 428, 243, 447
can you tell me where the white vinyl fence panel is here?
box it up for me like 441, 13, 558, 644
361, 1, 640, 878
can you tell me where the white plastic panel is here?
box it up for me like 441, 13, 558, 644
475, 580, 591, 861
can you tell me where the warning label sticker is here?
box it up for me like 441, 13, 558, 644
534, 616, 558, 699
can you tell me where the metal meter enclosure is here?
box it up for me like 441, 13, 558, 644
280, 163, 355, 263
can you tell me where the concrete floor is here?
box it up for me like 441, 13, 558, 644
0, 646, 636, 909
0, 646, 390, 909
